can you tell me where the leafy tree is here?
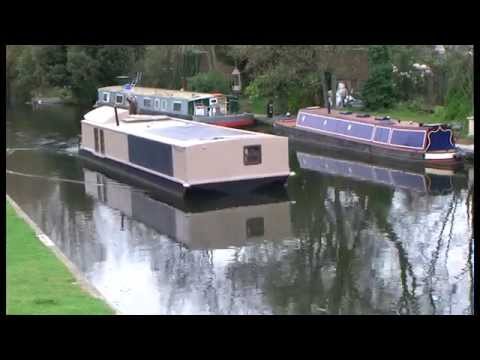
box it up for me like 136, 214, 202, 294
443, 46, 473, 122
15, 46, 43, 100
32, 45, 69, 87
95, 46, 136, 85
187, 71, 230, 94
361, 45, 395, 110
66, 46, 100, 103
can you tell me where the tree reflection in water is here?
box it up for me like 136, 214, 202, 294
6, 104, 473, 314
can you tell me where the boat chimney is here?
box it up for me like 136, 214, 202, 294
114, 106, 120, 126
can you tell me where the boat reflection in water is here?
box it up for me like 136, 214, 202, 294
295, 144, 466, 195
83, 167, 293, 250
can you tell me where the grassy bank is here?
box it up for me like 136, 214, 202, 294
6, 202, 113, 315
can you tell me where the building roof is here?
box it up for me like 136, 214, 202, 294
98, 86, 215, 101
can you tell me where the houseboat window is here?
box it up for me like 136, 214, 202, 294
94, 128, 99, 153
161, 99, 167, 111
244, 145, 262, 165
115, 94, 124, 105
173, 102, 182, 112
143, 98, 152, 108
99, 129, 105, 154
154, 98, 160, 110
102, 92, 110, 103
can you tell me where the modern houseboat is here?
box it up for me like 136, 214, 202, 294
83, 168, 293, 250
274, 107, 463, 168
95, 85, 255, 128
79, 106, 291, 196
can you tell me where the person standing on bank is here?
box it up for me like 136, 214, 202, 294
267, 100, 274, 118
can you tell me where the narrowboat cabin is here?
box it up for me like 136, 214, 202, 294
79, 106, 291, 196
274, 107, 463, 168
83, 168, 293, 250
95, 85, 255, 128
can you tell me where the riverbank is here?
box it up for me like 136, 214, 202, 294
6, 200, 114, 315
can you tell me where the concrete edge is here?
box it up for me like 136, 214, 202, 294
6, 195, 122, 315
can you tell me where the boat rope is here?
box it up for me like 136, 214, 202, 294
6, 147, 79, 157
6, 169, 99, 185
5, 168, 157, 195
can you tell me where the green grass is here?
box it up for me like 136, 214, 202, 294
6, 202, 114, 315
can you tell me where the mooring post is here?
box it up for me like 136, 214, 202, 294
114, 106, 119, 126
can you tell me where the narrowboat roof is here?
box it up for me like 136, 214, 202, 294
82, 106, 267, 147
98, 86, 215, 101
299, 107, 433, 130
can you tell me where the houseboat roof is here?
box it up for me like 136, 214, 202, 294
83, 106, 264, 147
299, 107, 430, 130
98, 86, 215, 101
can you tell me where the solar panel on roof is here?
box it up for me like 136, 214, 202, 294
145, 123, 252, 141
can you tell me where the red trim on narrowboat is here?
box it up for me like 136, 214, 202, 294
213, 118, 256, 128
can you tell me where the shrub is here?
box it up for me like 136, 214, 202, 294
188, 71, 230, 94
361, 46, 395, 110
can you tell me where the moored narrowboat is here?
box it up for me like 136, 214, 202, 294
274, 107, 463, 168
95, 85, 255, 128
79, 106, 291, 196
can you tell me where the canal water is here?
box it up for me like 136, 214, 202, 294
6, 104, 474, 315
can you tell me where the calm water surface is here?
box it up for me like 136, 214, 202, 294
6, 104, 474, 315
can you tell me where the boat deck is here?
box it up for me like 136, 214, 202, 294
98, 86, 212, 100
83, 108, 262, 147
145, 122, 251, 141
300, 108, 426, 129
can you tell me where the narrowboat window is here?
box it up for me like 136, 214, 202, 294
154, 98, 160, 110
115, 94, 124, 104
244, 145, 262, 165
173, 102, 182, 112
102, 92, 110, 102
161, 99, 167, 110
143, 98, 152, 108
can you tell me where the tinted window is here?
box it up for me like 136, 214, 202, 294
374, 127, 390, 143
244, 145, 262, 165
115, 95, 123, 104
173, 102, 182, 112
143, 98, 152, 108
94, 128, 99, 152
390, 130, 425, 148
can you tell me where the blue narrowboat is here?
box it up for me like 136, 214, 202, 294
274, 107, 463, 168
